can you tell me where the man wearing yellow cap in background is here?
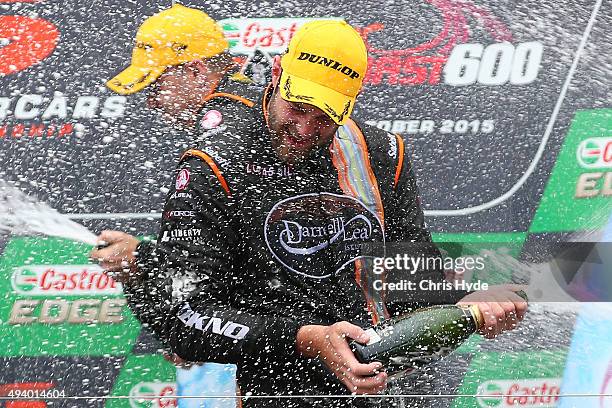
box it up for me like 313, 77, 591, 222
115, 19, 526, 407
93, 3, 258, 279
105, 2, 252, 126
93, 2, 244, 276
91, 4, 260, 408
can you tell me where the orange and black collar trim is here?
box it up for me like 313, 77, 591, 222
199, 65, 255, 108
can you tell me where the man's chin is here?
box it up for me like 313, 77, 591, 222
270, 133, 318, 164
275, 149, 298, 164
273, 145, 305, 165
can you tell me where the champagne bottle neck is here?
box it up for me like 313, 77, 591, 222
467, 305, 484, 329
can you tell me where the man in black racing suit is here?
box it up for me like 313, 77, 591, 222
123, 20, 527, 407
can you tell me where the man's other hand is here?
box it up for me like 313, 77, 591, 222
457, 284, 528, 339
90, 230, 141, 283
296, 322, 387, 395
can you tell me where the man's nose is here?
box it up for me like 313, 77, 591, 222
294, 117, 320, 139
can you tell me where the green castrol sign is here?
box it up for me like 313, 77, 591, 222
531, 109, 612, 233
0, 237, 141, 357
452, 351, 566, 408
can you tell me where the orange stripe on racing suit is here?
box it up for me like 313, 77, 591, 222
180, 149, 232, 198
329, 119, 390, 324
203, 92, 255, 108
393, 133, 405, 189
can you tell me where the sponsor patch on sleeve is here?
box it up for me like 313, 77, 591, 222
175, 168, 191, 191
387, 133, 398, 159
199, 110, 223, 130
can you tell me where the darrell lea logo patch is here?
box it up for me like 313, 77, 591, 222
264, 192, 384, 279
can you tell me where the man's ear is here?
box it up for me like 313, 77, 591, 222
271, 55, 282, 88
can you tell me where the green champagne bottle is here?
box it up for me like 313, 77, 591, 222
349, 291, 528, 377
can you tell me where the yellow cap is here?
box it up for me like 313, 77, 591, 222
107, 4, 228, 95
279, 20, 367, 125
